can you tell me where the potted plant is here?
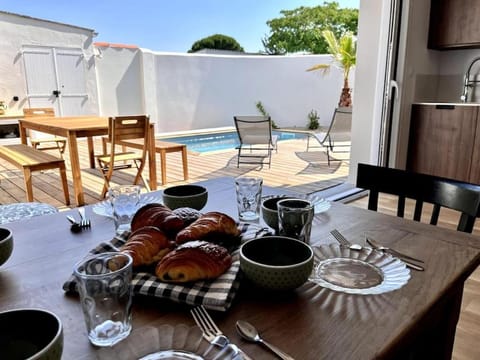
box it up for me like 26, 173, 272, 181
0, 101, 6, 115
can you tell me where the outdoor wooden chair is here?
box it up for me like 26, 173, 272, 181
22, 107, 66, 156
356, 163, 480, 233
306, 107, 352, 165
233, 115, 278, 169
97, 115, 151, 197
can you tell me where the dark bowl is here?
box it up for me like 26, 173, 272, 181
162, 185, 208, 210
261, 195, 295, 231
240, 236, 314, 290
0, 227, 13, 267
0, 308, 63, 360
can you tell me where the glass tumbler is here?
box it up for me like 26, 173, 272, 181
74, 252, 133, 347
108, 185, 141, 234
277, 199, 315, 244
235, 177, 263, 221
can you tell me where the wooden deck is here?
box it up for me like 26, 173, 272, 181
0, 137, 350, 208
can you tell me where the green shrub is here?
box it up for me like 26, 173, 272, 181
307, 110, 320, 130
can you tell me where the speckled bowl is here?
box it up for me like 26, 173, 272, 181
162, 185, 208, 210
0, 227, 13, 267
261, 195, 295, 231
0, 308, 63, 360
240, 236, 314, 291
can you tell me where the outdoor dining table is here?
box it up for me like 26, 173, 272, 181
18, 116, 158, 206
0, 176, 479, 359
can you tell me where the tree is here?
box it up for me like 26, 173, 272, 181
307, 30, 356, 107
189, 34, 244, 53
262, 1, 358, 55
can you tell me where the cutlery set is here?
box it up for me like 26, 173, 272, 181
330, 229, 425, 271
66, 208, 91, 233
191, 305, 294, 360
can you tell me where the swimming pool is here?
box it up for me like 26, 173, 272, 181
160, 131, 306, 153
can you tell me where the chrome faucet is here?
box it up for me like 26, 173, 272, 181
461, 57, 480, 102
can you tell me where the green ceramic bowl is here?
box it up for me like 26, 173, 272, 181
240, 236, 314, 291
261, 195, 294, 231
0, 227, 13, 267
162, 185, 208, 210
0, 308, 63, 360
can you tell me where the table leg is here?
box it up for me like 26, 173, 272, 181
181, 146, 189, 180
160, 149, 167, 185
67, 132, 85, 206
19, 121, 28, 145
87, 137, 95, 168
148, 126, 157, 190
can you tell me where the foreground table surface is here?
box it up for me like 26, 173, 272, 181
1, 177, 479, 359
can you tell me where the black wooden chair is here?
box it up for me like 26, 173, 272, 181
356, 163, 480, 233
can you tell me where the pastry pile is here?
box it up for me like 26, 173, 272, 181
119, 203, 240, 283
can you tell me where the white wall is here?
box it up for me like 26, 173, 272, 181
95, 48, 349, 133
0, 12, 99, 114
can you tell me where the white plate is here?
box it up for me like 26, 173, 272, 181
309, 243, 410, 295
92, 194, 162, 218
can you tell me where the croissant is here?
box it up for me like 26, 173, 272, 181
155, 240, 232, 283
120, 226, 173, 267
175, 211, 240, 245
131, 203, 185, 235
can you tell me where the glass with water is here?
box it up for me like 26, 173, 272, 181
74, 252, 133, 347
108, 185, 141, 234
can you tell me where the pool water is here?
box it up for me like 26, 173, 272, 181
161, 131, 305, 153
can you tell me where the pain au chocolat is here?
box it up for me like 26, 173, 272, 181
155, 240, 232, 283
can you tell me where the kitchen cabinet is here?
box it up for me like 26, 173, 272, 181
428, 0, 480, 50
407, 104, 480, 183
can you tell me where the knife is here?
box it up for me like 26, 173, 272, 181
366, 238, 424, 271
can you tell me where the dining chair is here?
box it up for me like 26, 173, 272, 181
233, 115, 277, 169
306, 107, 352, 166
97, 115, 151, 198
22, 107, 66, 156
356, 163, 480, 233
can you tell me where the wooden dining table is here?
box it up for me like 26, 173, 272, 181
18, 116, 158, 206
1, 177, 479, 359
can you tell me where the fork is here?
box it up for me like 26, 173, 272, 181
191, 306, 250, 360
78, 207, 91, 228
330, 229, 362, 250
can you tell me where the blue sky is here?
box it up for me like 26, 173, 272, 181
1, 0, 359, 53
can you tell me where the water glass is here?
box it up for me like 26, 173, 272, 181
108, 185, 141, 234
235, 177, 263, 221
277, 199, 314, 244
74, 252, 133, 347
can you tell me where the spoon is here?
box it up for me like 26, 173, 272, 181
235, 320, 295, 360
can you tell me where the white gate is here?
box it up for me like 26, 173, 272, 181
22, 46, 89, 116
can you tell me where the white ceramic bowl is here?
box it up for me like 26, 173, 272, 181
0, 308, 63, 359
240, 236, 314, 291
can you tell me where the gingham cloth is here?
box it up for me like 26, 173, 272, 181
63, 223, 271, 312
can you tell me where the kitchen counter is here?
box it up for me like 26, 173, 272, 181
413, 102, 480, 106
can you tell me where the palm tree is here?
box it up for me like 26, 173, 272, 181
307, 30, 356, 108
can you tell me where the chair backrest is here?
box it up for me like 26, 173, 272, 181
23, 108, 55, 117
356, 163, 480, 233
325, 107, 352, 142
233, 116, 273, 146
108, 115, 150, 158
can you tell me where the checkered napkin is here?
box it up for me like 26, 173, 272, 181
63, 223, 272, 312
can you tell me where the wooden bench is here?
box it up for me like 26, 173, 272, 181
102, 137, 189, 185
0, 144, 70, 204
